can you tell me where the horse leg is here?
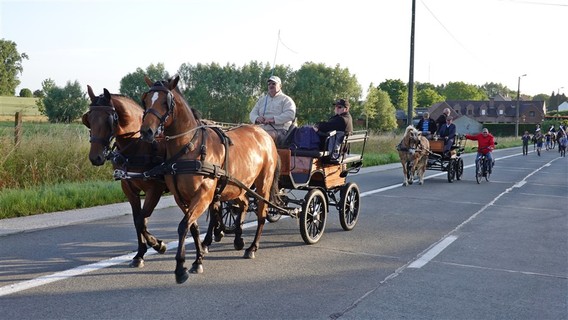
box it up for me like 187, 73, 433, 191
188, 222, 205, 275
140, 189, 167, 254
202, 202, 223, 254
243, 191, 267, 259
175, 215, 191, 284
401, 160, 408, 186
122, 184, 148, 268
232, 196, 248, 251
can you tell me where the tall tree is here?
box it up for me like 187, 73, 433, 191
365, 87, 397, 132
442, 81, 487, 100
0, 39, 28, 96
378, 79, 406, 110
40, 80, 89, 123
481, 82, 513, 98
417, 88, 445, 108
119, 63, 170, 104
288, 62, 361, 125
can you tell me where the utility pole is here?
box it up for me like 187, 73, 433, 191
407, 0, 416, 126
515, 74, 527, 137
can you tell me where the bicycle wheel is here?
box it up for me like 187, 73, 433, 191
485, 161, 491, 181
475, 160, 482, 184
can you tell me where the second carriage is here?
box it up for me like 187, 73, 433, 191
425, 135, 466, 183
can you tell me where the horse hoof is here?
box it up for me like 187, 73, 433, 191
402, 183, 407, 187
419, 181, 423, 185
129, 257, 144, 268
243, 249, 255, 259
214, 230, 224, 242
154, 241, 167, 254
203, 246, 209, 254
189, 263, 203, 274
175, 268, 189, 284
234, 239, 245, 251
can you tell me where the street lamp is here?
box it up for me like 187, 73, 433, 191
516, 74, 527, 137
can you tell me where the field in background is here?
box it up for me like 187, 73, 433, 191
0, 96, 47, 121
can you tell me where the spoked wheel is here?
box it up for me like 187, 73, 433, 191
339, 183, 360, 231
220, 201, 239, 234
447, 159, 455, 183
475, 163, 482, 184
484, 162, 491, 181
300, 188, 327, 245
455, 158, 464, 180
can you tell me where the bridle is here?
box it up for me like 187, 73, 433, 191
141, 82, 176, 131
87, 105, 118, 158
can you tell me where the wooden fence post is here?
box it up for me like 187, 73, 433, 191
15, 111, 22, 147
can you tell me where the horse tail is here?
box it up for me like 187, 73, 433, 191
269, 154, 282, 206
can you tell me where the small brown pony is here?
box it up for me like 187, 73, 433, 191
397, 125, 429, 186
82, 86, 168, 268
139, 75, 281, 284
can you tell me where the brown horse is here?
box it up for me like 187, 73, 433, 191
397, 125, 423, 186
82, 86, 168, 268
412, 135, 430, 185
139, 75, 281, 284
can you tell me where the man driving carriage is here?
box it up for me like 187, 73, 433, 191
465, 128, 495, 174
249, 75, 297, 142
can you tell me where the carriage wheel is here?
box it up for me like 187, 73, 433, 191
339, 182, 360, 231
455, 158, 464, 180
447, 159, 455, 183
300, 189, 327, 245
220, 201, 239, 234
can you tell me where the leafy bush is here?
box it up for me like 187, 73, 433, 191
19, 88, 32, 97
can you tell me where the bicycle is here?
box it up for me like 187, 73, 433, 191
473, 146, 494, 184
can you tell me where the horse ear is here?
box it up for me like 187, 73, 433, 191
87, 85, 96, 102
169, 75, 180, 90
144, 76, 153, 87
103, 88, 112, 100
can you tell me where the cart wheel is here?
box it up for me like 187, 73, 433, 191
220, 201, 239, 234
447, 159, 455, 183
300, 189, 327, 245
456, 158, 464, 180
266, 207, 282, 223
339, 182, 360, 231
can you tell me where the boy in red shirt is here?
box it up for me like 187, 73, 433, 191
466, 128, 495, 174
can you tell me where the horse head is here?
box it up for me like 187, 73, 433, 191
140, 75, 197, 143
82, 85, 119, 165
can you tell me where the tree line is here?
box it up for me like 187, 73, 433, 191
2, 38, 566, 131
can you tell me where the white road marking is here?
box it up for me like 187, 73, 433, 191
408, 236, 458, 268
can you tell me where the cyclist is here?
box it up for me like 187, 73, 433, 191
465, 128, 495, 175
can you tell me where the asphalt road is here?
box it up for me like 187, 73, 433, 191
0, 146, 566, 320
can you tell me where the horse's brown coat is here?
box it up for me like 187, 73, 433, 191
82, 86, 168, 268
139, 76, 280, 284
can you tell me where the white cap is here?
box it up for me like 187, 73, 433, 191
267, 75, 281, 85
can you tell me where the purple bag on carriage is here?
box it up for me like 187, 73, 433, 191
290, 125, 320, 150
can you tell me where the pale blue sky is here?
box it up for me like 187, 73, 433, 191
1, 0, 566, 98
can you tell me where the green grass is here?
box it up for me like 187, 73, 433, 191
0, 181, 127, 219
0, 96, 42, 119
